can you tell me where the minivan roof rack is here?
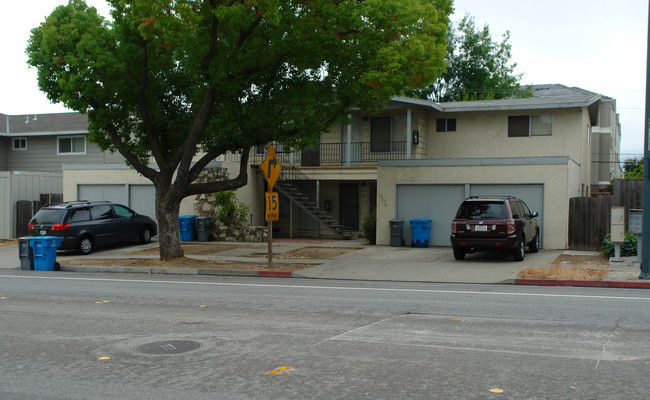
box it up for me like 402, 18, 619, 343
43, 200, 112, 208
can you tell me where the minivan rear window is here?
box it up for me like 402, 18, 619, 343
30, 209, 66, 225
458, 202, 506, 219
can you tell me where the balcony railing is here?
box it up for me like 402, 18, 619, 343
222, 141, 408, 167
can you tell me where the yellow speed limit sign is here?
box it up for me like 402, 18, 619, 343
265, 192, 279, 222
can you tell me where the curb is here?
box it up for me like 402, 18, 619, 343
60, 265, 293, 278
515, 278, 650, 289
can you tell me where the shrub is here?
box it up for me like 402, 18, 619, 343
361, 211, 376, 245
601, 233, 638, 258
213, 190, 250, 226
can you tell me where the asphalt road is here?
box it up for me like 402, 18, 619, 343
1, 270, 650, 399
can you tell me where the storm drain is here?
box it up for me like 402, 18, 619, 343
135, 340, 201, 355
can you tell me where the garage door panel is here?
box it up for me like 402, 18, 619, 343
78, 185, 127, 204
129, 185, 157, 223
397, 184, 544, 248
470, 184, 544, 246
397, 185, 464, 247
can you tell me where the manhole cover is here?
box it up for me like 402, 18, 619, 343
135, 340, 201, 355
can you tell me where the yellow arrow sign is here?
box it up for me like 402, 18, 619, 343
260, 143, 282, 190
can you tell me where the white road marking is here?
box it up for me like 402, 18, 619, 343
0, 274, 649, 301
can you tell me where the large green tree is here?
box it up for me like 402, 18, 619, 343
408, 14, 527, 102
27, 0, 451, 260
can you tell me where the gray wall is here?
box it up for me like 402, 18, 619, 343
0, 137, 8, 170
6, 135, 109, 173
0, 171, 63, 239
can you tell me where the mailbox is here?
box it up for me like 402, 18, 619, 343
611, 206, 625, 242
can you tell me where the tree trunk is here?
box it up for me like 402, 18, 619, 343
155, 186, 184, 260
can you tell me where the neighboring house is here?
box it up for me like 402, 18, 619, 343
0, 112, 127, 239
58, 84, 622, 250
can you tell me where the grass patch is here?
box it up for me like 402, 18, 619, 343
518, 265, 608, 281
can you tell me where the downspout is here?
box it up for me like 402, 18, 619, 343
406, 108, 412, 159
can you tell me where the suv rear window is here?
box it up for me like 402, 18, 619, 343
457, 201, 506, 220
30, 209, 66, 224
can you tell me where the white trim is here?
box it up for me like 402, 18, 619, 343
57, 135, 87, 155
0, 130, 89, 137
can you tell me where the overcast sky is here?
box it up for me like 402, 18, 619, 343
1, 0, 647, 157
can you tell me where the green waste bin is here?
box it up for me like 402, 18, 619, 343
18, 237, 34, 270
196, 217, 212, 242
389, 219, 404, 247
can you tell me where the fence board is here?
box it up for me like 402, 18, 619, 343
15, 200, 32, 238
569, 180, 643, 250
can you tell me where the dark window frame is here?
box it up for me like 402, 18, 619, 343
436, 118, 457, 132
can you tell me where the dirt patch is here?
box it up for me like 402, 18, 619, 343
243, 246, 360, 260
518, 253, 610, 280
61, 257, 313, 272
127, 243, 265, 256
0, 240, 17, 248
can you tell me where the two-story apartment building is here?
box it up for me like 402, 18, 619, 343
223, 84, 621, 249
0, 112, 128, 239
9, 84, 621, 250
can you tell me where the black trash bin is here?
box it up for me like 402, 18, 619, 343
196, 217, 212, 242
389, 219, 404, 247
18, 237, 34, 270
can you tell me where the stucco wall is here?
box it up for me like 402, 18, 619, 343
424, 109, 587, 163
376, 158, 578, 250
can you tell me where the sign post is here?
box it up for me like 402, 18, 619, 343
260, 143, 282, 268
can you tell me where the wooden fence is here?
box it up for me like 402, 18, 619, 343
569, 180, 643, 251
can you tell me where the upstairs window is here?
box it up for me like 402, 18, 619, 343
58, 136, 86, 155
436, 118, 456, 132
12, 137, 27, 151
508, 115, 552, 137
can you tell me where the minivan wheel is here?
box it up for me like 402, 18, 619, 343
77, 236, 94, 255
513, 238, 525, 261
139, 226, 152, 244
453, 248, 466, 260
529, 232, 540, 253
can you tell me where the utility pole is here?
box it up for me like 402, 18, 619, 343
641, 0, 650, 279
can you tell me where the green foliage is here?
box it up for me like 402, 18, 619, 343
601, 233, 638, 258
622, 157, 643, 180
361, 211, 377, 245
26, 0, 452, 257
214, 191, 250, 226
407, 14, 527, 102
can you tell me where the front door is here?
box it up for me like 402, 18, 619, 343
339, 183, 360, 230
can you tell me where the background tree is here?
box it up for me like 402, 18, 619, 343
622, 157, 643, 179
27, 0, 452, 260
408, 14, 528, 102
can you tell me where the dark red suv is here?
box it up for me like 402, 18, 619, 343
450, 196, 539, 261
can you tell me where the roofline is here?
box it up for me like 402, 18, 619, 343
0, 130, 89, 137
388, 93, 603, 113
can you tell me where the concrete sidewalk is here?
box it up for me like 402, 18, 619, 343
0, 238, 646, 287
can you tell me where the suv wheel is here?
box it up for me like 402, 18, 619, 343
513, 238, 525, 261
77, 236, 94, 255
529, 232, 540, 253
453, 247, 466, 260
139, 226, 152, 244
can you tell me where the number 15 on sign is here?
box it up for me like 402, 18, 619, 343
265, 192, 279, 222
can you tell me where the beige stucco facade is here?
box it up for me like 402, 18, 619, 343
376, 158, 580, 250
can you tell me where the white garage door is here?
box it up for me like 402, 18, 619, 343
397, 184, 544, 247
78, 184, 156, 222
397, 185, 465, 246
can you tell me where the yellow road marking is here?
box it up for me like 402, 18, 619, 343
98, 356, 111, 360
268, 365, 293, 375
490, 388, 504, 393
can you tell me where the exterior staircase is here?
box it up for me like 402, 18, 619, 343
255, 164, 353, 240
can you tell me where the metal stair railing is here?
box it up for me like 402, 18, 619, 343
254, 151, 352, 239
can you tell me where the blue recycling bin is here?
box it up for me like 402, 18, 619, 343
179, 215, 197, 241
29, 236, 63, 271
409, 219, 432, 248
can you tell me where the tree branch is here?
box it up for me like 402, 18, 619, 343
186, 149, 249, 196
137, 37, 166, 167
